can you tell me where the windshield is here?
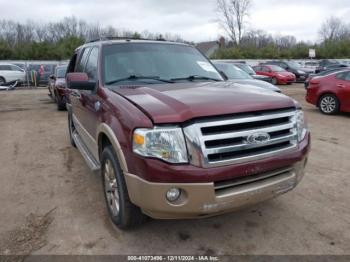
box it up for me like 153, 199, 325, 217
234, 64, 256, 75
215, 63, 252, 80
102, 43, 223, 85
56, 67, 67, 78
286, 61, 301, 69
269, 65, 286, 72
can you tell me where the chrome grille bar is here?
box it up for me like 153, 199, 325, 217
183, 109, 298, 168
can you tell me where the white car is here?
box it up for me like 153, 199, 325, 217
0, 63, 26, 85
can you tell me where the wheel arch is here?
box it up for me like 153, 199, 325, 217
97, 124, 128, 173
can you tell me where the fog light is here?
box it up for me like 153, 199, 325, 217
166, 188, 181, 202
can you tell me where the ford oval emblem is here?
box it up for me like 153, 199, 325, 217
246, 132, 270, 145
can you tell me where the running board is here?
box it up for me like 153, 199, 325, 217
72, 131, 101, 172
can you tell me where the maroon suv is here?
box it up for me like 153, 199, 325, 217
66, 39, 310, 229
48, 65, 68, 110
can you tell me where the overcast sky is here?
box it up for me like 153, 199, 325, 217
1, 0, 350, 43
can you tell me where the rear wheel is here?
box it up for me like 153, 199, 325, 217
101, 146, 146, 229
271, 77, 278, 85
319, 94, 339, 115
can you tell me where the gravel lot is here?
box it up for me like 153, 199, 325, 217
0, 84, 349, 256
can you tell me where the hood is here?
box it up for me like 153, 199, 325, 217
230, 79, 281, 92
111, 82, 295, 124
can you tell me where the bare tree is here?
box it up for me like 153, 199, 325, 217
216, 0, 251, 46
319, 16, 349, 42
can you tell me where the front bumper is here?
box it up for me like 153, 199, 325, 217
124, 158, 307, 219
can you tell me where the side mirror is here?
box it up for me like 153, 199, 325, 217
66, 73, 96, 90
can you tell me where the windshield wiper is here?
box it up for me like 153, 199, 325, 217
171, 75, 221, 82
105, 75, 174, 85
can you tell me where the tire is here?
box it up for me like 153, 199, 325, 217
101, 146, 146, 229
56, 94, 66, 111
0, 77, 5, 86
271, 77, 278, 85
68, 112, 76, 147
318, 94, 340, 115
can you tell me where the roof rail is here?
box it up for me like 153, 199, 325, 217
85, 36, 167, 44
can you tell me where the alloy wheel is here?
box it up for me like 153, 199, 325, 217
103, 159, 120, 216
320, 96, 337, 114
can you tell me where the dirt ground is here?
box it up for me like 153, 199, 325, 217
0, 84, 349, 256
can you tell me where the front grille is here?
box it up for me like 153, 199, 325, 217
183, 109, 298, 168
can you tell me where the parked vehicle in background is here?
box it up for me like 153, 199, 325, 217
65, 39, 310, 229
48, 65, 68, 110
253, 64, 296, 85
213, 62, 281, 92
0, 63, 26, 85
302, 61, 319, 72
263, 61, 309, 82
306, 70, 350, 114
232, 62, 273, 83
315, 59, 348, 73
319, 63, 348, 73
27, 63, 57, 85
304, 68, 346, 88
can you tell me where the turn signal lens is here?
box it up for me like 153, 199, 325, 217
133, 133, 145, 145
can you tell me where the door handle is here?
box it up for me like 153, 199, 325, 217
337, 84, 345, 88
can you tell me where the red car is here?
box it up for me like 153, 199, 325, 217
48, 65, 68, 110
253, 65, 296, 85
306, 70, 350, 114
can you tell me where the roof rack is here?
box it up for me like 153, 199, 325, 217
85, 36, 166, 44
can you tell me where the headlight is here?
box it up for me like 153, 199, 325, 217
295, 110, 307, 142
132, 127, 188, 163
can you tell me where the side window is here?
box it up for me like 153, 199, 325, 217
76, 48, 91, 72
262, 66, 269, 72
0, 65, 11, 71
344, 72, 350, 81
254, 66, 261, 71
67, 53, 78, 73
10, 65, 22, 71
84, 47, 99, 81
336, 72, 347, 80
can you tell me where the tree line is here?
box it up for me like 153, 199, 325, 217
213, 0, 350, 59
0, 17, 186, 60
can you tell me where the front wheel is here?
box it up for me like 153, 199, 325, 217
101, 146, 146, 229
319, 94, 339, 115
